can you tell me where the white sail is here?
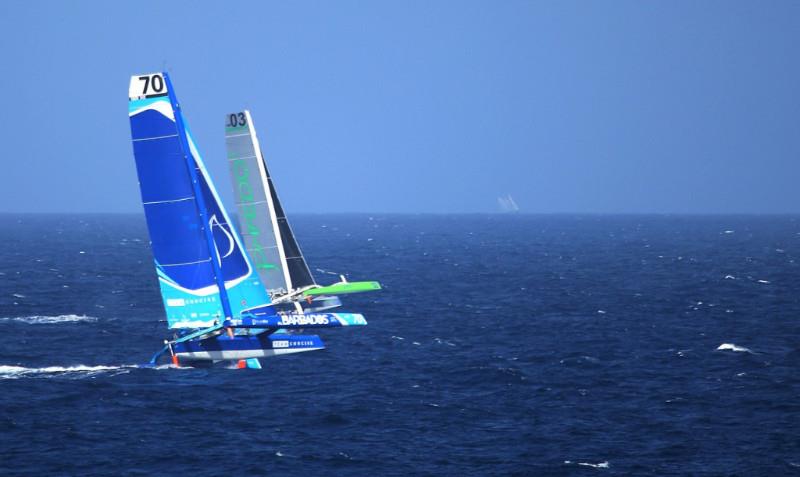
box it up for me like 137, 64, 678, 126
506, 194, 519, 212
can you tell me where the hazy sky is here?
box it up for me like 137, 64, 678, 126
1, 1, 798, 213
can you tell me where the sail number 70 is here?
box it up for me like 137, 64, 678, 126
137, 74, 165, 95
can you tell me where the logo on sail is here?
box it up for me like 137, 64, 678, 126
210, 214, 235, 266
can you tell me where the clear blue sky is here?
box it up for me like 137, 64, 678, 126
1, 1, 798, 213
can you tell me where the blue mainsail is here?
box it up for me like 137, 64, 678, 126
128, 72, 274, 329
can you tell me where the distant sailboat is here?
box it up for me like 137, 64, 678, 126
497, 194, 520, 213
224, 110, 381, 311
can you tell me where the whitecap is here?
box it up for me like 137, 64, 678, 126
0, 314, 97, 325
12, 293, 25, 298
716, 343, 751, 353
724, 230, 734, 234
757, 279, 770, 284
578, 461, 609, 469
391, 336, 405, 340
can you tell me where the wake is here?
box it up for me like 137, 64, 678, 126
0, 364, 136, 379
0, 314, 98, 325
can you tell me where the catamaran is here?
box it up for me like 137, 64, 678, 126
224, 109, 381, 313
128, 72, 377, 368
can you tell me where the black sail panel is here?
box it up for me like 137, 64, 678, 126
262, 156, 316, 290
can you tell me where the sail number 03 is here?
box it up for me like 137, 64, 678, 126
228, 113, 247, 128
137, 74, 165, 95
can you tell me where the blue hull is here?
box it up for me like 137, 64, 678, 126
173, 333, 324, 362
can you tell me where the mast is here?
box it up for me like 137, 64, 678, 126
165, 73, 233, 321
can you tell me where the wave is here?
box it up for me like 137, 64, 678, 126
579, 462, 609, 469
716, 343, 752, 353
0, 314, 98, 324
0, 364, 134, 379
565, 460, 609, 469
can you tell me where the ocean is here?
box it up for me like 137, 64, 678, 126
0, 213, 798, 476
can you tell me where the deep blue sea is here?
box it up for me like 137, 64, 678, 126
1, 214, 798, 476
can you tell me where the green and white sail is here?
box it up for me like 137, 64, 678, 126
225, 110, 315, 297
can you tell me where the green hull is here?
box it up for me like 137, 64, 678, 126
303, 281, 382, 297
